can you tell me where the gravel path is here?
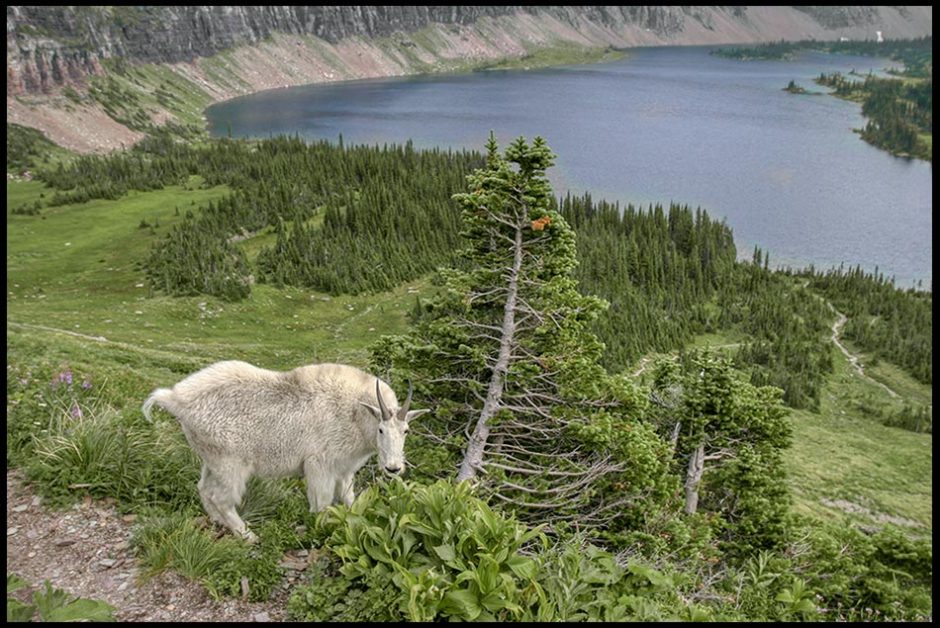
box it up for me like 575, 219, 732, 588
825, 303, 900, 399
6, 469, 295, 622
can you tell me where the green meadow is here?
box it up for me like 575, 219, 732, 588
8, 177, 931, 539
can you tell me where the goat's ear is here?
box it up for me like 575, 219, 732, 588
359, 402, 384, 420
404, 408, 430, 422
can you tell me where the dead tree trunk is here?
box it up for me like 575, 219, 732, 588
457, 225, 524, 482
684, 442, 705, 514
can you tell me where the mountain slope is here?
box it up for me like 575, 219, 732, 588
6, 6, 933, 153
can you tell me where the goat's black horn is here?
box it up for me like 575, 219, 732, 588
399, 381, 414, 417
376, 379, 390, 420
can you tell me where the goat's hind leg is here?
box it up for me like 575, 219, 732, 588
197, 464, 227, 527
200, 459, 256, 543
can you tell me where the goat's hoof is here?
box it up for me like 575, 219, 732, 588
242, 530, 259, 544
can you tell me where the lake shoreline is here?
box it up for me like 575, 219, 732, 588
204, 46, 931, 290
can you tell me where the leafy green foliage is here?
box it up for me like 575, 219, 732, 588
7, 574, 116, 622
781, 517, 932, 621
292, 479, 703, 621
295, 479, 546, 621
726, 252, 835, 410
6, 131, 932, 622
287, 554, 403, 621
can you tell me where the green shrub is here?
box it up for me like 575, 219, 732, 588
535, 533, 700, 621
25, 405, 200, 511
293, 479, 546, 621
291, 479, 705, 622
786, 517, 932, 621
883, 403, 932, 433
287, 553, 404, 622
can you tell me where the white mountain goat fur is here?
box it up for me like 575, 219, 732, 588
142, 361, 428, 542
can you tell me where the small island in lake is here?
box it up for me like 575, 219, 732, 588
782, 80, 822, 95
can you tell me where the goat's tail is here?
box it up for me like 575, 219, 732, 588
142, 387, 175, 422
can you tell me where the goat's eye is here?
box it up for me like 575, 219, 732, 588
378, 427, 384, 434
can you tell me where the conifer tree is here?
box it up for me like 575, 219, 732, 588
372, 135, 674, 528
649, 349, 792, 550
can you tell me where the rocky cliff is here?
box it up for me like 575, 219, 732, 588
6, 5, 933, 152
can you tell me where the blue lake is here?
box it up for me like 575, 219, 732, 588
206, 46, 932, 289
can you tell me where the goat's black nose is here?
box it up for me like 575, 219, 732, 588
385, 465, 402, 475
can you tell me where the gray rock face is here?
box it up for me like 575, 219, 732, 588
791, 6, 880, 29
5, 6, 930, 95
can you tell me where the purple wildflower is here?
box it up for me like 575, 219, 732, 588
82, 378, 92, 390
70, 404, 83, 419
63, 370, 73, 386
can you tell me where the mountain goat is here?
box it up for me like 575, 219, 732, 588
142, 360, 428, 542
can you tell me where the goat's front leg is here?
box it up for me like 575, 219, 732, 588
303, 457, 334, 512
334, 473, 355, 508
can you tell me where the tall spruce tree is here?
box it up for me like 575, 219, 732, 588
371, 135, 674, 529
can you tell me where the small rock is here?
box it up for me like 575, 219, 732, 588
55, 539, 76, 547
297, 549, 309, 557
7, 527, 19, 536
13, 504, 28, 512
113, 540, 130, 551
118, 581, 131, 592
122, 514, 137, 523
27, 551, 36, 558
100, 558, 118, 568
31, 496, 42, 507
254, 612, 271, 622
280, 558, 308, 571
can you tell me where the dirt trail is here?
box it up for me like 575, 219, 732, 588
820, 299, 901, 400
630, 292, 904, 404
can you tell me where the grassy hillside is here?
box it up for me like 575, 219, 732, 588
8, 176, 931, 532
7, 180, 425, 369
785, 342, 931, 529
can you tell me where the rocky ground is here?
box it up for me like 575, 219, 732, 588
6, 469, 302, 622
